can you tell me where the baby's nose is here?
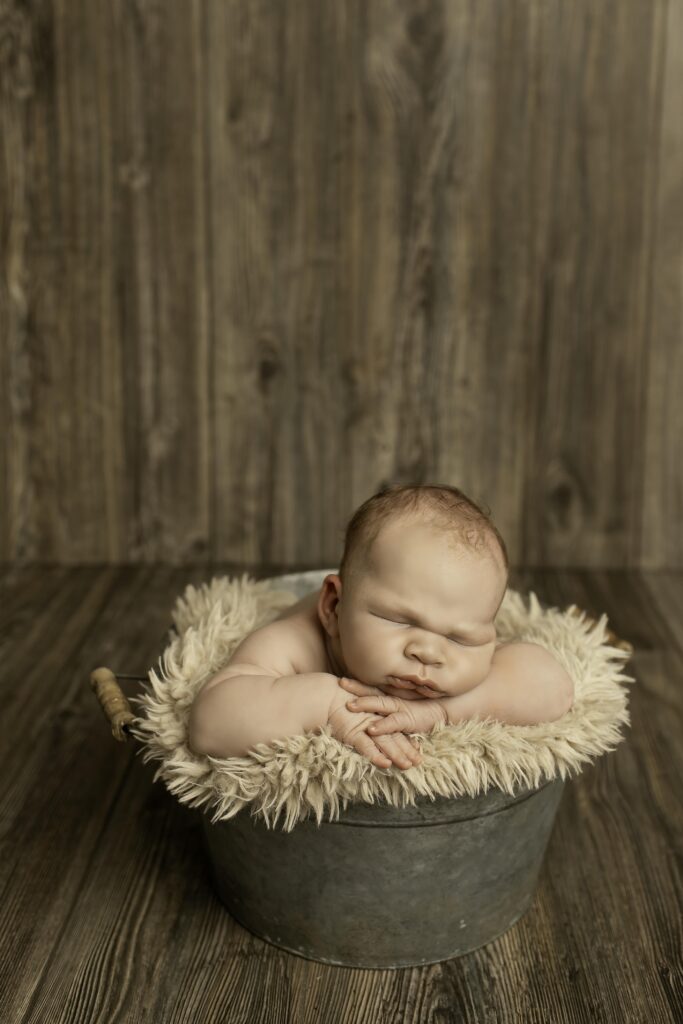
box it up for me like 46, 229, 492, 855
409, 652, 443, 668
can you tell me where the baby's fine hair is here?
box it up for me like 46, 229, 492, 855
338, 482, 509, 589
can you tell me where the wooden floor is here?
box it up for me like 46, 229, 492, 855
1, 565, 681, 1023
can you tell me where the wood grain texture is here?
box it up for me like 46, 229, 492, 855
0, 564, 681, 1023
0, 1, 680, 567
642, 0, 683, 569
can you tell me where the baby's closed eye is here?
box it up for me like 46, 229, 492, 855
372, 612, 477, 646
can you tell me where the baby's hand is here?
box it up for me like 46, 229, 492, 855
327, 678, 422, 770
338, 676, 449, 736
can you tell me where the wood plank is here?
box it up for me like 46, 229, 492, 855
0, 566, 201, 1022
112, 0, 212, 563
641, 0, 683, 569
640, 572, 683, 655
518, 0, 668, 568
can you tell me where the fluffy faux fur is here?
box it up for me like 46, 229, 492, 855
129, 570, 635, 832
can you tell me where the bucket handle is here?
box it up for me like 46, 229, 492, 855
89, 667, 139, 742
89, 626, 176, 742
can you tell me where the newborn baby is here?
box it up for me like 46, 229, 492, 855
188, 486, 574, 770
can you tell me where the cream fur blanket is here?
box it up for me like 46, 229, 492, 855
129, 569, 635, 832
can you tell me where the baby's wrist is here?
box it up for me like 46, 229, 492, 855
274, 672, 344, 735
326, 676, 351, 721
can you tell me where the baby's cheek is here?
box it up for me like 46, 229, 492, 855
347, 634, 384, 674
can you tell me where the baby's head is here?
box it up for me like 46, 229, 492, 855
318, 484, 509, 699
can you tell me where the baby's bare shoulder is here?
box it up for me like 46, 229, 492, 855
211, 614, 323, 683
228, 619, 300, 673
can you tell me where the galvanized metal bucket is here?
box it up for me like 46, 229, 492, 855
200, 777, 566, 968
194, 570, 568, 967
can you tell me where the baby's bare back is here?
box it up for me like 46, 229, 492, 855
194, 589, 326, 699
224, 588, 329, 681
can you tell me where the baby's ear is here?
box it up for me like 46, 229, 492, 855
318, 575, 343, 635
321, 573, 343, 605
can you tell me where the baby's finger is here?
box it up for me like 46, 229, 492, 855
374, 732, 422, 769
346, 695, 398, 716
366, 712, 411, 736
392, 732, 422, 764
338, 677, 380, 697
339, 675, 387, 700
352, 730, 392, 769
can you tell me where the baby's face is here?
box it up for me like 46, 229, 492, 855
323, 518, 506, 699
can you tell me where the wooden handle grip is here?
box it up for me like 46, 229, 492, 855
90, 667, 137, 742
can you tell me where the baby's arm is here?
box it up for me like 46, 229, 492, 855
188, 669, 338, 758
188, 668, 421, 768
441, 642, 575, 726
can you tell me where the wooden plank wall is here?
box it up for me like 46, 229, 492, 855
1, 0, 680, 568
